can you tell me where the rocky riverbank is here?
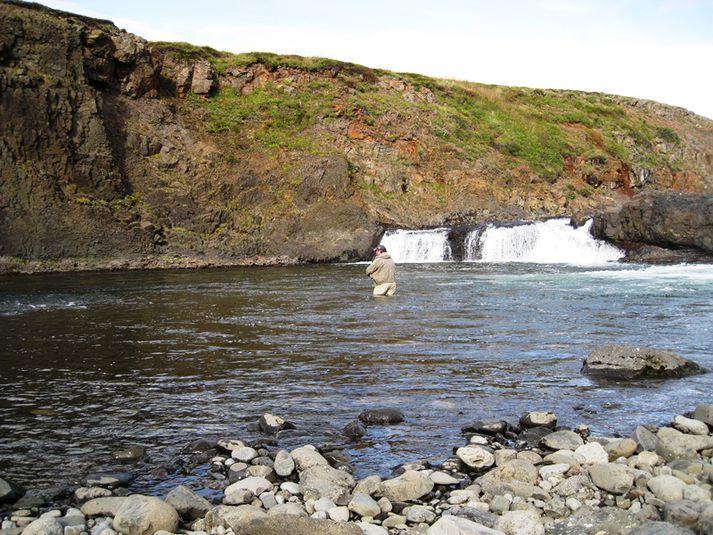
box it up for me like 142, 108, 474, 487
3, 406, 713, 535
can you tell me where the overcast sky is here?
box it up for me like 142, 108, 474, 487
38, 0, 713, 119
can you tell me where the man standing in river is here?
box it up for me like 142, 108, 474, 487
366, 244, 396, 296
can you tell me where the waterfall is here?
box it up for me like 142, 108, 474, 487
380, 229, 452, 263
467, 218, 623, 265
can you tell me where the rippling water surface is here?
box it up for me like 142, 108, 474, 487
1, 263, 712, 492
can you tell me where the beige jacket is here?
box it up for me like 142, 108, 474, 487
366, 253, 396, 285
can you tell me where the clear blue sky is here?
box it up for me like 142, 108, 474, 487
39, 0, 713, 119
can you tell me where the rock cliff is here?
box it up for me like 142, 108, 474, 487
1, 1, 712, 272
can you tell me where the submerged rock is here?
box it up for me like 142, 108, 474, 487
358, 408, 405, 425
581, 344, 706, 380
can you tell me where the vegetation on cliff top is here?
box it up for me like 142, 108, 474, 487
154, 41, 683, 188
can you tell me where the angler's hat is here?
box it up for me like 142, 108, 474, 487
373, 245, 387, 253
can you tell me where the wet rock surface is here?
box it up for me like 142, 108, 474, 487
593, 192, 713, 263
581, 344, 707, 380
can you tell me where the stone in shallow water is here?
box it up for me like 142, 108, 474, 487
581, 344, 705, 380
342, 420, 367, 440
358, 408, 404, 425
693, 404, 713, 426
461, 420, 508, 435
235, 515, 362, 535
112, 446, 145, 462
519, 411, 557, 429
84, 472, 133, 489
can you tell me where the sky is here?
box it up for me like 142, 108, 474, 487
37, 0, 713, 119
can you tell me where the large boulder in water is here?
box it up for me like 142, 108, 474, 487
581, 345, 706, 380
592, 191, 713, 262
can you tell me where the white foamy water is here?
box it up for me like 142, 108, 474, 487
380, 228, 451, 263
469, 218, 623, 265
583, 264, 713, 282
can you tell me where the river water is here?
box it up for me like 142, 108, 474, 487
1, 260, 712, 494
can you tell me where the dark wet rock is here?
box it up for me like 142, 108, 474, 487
322, 449, 354, 473
84, 471, 133, 488
233, 515, 363, 535
461, 420, 508, 435
11, 492, 45, 509
358, 408, 404, 425
518, 426, 554, 447
165, 484, 212, 520
592, 191, 713, 261
112, 446, 146, 462
183, 438, 218, 453
0, 476, 24, 504
582, 344, 706, 380
343, 420, 367, 440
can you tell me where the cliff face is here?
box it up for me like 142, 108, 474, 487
2, 1, 713, 272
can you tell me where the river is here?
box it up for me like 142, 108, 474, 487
1, 257, 712, 495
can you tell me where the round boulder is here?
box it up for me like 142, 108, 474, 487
588, 463, 634, 495
112, 495, 179, 535
456, 445, 495, 470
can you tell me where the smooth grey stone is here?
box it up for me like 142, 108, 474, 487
165, 485, 212, 520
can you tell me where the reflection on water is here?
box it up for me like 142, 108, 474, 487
1, 263, 712, 492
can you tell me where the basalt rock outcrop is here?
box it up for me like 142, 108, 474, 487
581, 345, 707, 380
2, 1, 713, 273
592, 191, 713, 263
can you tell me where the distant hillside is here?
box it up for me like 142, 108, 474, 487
1, 1, 712, 272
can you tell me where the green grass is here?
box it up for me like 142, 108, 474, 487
160, 42, 686, 184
